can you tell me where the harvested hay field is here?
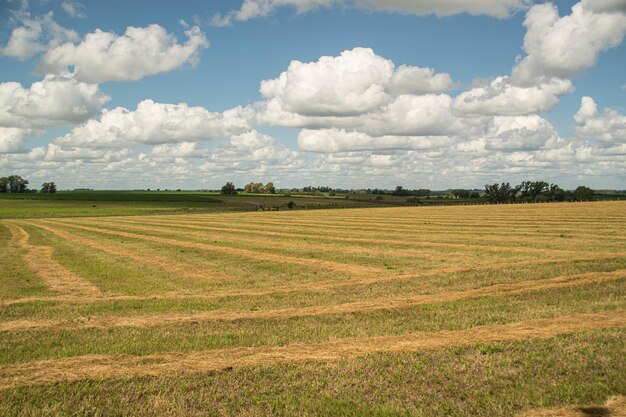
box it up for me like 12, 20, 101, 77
1, 201, 625, 416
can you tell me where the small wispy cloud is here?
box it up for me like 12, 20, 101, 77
61, 1, 87, 18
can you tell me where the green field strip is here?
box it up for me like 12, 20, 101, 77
0, 279, 623, 366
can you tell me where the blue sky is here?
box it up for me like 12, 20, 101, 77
0, 0, 625, 189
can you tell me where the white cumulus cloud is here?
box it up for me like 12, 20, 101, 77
0, 74, 109, 129
453, 76, 573, 116
574, 96, 626, 144
259, 47, 454, 119
512, 1, 626, 84
1, 12, 79, 60
52, 99, 254, 148
38, 24, 209, 82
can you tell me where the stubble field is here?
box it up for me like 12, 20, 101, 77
1, 201, 625, 416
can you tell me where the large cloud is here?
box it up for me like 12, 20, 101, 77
260, 47, 394, 117
258, 47, 455, 130
52, 99, 253, 148
0, 74, 109, 129
260, 48, 453, 118
212, 0, 525, 26
1, 12, 79, 60
37, 24, 208, 82
574, 96, 626, 144
512, 1, 626, 84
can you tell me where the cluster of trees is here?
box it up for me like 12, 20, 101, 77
391, 186, 431, 197
243, 182, 276, 194
0, 175, 29, 193
484, 181, 593, 203
220, 181, 277, 195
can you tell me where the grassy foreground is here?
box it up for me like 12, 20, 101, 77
0, 201, 624, 416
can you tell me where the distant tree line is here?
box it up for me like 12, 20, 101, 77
484, 181, 593, 204
391, 186, 431, 197
451, 189, 481, 199
0, 175, 56, 193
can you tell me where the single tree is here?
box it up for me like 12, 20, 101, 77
573, 186, 594, 201
265, 182, 276, 194
484, 182, 516, 203
41, 182, 57, 193
220, 182, 237, 195
546, 183, 565, 202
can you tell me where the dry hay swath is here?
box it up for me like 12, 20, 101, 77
1, 269, 624, 332
516, 396, 626, 416
0, 310, 624, 390
4, 223, 103, 297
